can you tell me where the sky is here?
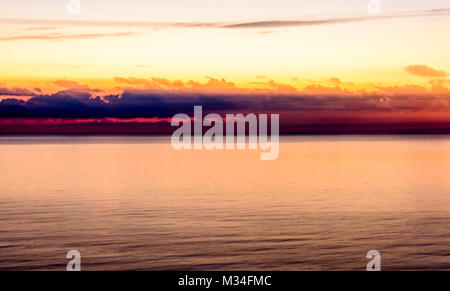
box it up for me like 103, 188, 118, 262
0, 0, 450, 133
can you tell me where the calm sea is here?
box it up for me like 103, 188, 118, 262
0, 135, 449, 270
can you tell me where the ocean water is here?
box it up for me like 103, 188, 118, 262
0, 135, 449, 271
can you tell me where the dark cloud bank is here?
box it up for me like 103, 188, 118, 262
1, 89, 450, 134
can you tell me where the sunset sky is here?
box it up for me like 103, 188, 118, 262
1, 0, 450, 133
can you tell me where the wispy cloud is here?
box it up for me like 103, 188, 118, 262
0, 8, 448, 31
24, 26, 60, 31
0, 31, 145, 41
223, 18, 365, 29
223, 8, 450, 28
